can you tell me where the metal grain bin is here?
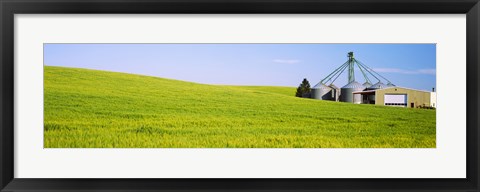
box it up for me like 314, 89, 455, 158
340, 81, 366, 103
362, 82, 372, 89
368, 82, 388, 90
311, 83, 332, 100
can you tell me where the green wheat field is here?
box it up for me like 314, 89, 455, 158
44, 66, 436, 148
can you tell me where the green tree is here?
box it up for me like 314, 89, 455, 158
295, 78, 311, 97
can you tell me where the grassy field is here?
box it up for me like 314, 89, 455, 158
44, 66, 436, 148
225, 85, 296, 97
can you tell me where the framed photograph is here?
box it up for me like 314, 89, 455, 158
1, 0, 479, 191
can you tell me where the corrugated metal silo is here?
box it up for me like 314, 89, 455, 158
362, 82, 372, 90
368, 82, 388, 90
311, 83, 332, 100
340, 81, 365, 103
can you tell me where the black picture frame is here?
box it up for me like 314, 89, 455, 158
1, 0, 479, 191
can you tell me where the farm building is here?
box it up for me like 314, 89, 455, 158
352, 87, 437, 108
309, 52, 436, 108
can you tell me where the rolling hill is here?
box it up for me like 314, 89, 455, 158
44, 66, 436, 148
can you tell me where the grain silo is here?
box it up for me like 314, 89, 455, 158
310, 52, 395, 104
340, 81, 366, 103
311, 83, 332, 100
368, 82, 388, 90
362, 82, 372, 89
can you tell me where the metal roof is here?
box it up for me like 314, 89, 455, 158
377, 86, 433, 93
352, 90, 376, 94
369, 82, 388, 89
312, 83, 331, 90
341, 81, 366, 89
362, 82, 372, 87
354, 86, 433, 93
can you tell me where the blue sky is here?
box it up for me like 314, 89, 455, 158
44, 44, 436, 91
